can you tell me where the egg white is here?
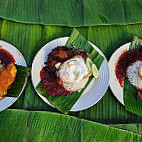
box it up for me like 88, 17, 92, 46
58, 55, 91, 92
126, 60, 142, 89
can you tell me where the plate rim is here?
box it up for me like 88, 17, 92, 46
109, 42, 131, 105
31, 37, 110, 112
0, 40, 28, 112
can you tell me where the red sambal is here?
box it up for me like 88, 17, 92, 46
40, 46, 75, 96
115, 48, 142, 87
40, 67, 70, 96
0, 47, 15, 66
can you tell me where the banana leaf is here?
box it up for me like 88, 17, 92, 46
124, 36, 142, 117
6, 65, 29, 97
2, 19, 142, 123
82, 121, 142, 142
111, 124, 142, 135
0, 109, 142, 142
36, 29, 104, 113
1, 0, 142, 26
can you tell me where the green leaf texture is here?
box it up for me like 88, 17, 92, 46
111, 124, 142, 135
1, 19, 142, 123
1, 0, 142, 26
0, 109, 142, 142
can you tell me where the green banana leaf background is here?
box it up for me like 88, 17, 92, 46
1, 19, 142, 123
1, 0, 142, 141
1, 109, 142, 142
1, 0, 142, 26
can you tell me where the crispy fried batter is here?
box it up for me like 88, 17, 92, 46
46, 46, 75, 72
0, 63, 17, 96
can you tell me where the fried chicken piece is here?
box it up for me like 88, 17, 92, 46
0, 63, 17, 96
46, 46, 75, 72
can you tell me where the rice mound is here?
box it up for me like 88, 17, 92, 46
126, 60, 142, 89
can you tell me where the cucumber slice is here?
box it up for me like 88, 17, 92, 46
86, 58, 93, 71
91, 64, 99, 78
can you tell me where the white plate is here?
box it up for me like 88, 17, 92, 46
31, 37, 109, 111
0, 40, 27, 112
109, 43, 130, 105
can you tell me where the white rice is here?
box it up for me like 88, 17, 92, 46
126, 60, 142, 89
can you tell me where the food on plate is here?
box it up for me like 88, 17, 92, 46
35, 29, 105, 113
91, 64, 99, 78
115, 48, 142, 87
138, 64, 142, 79
58, 55, 91, 92
0, 48, 17, 97
40, 46, 98, 97
115, 44, 142, 100
126, 61, 142, 89
0, 63, 17, 96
